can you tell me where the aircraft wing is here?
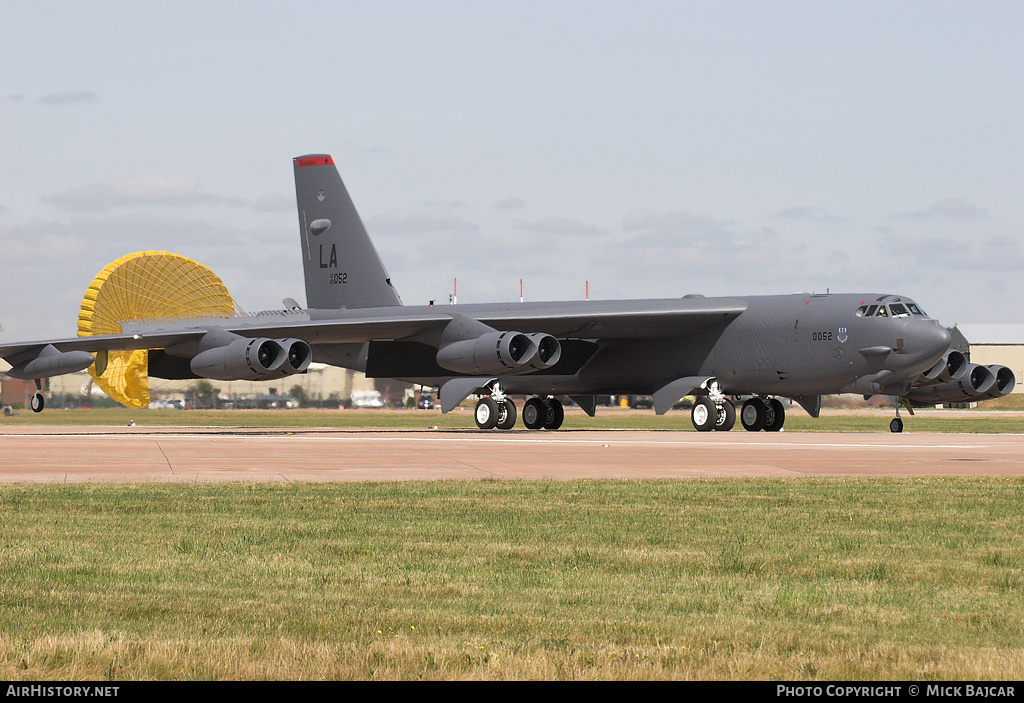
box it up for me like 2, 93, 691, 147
471, 297, 749, 338
0, 312, 455, 364
1, 298, 748, 363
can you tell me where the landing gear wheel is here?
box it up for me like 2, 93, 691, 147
496, 399, 517, 430
542, 398, 564, 430
890, 417, 903, 434
30, 393, 44, 413
741, 398, 766, 432
691, 396, 717, 432
522, 398, 546, 430
715, 399, 736, 431
764, 398, 786, 432
474, 397, 499, 430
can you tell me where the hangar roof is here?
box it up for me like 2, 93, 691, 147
953, 324, 1024, 346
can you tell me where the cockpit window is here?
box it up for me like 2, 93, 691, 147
856, 305, 867, 317
866, 304, 878, 317
889, 303, 910, 318
907, 302, 926, 316
875, 306, 888, 317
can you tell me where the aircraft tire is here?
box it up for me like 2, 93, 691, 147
764, 399, 786, 432
543, 398, 564, 430
30, 392, 44, 413
890, 417, 903, 433
496, 399, 517, 430
522, 398, 546, 430
715, 399, 736, 431
740, 398, 766, 432
474, 397, 499, 430
691, 396, 717, 431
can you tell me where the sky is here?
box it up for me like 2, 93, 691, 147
2, 0, 1023, 343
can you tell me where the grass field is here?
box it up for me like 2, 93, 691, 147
2, 405, 1023, 680
3, 404, 1024, 434
1, 479, 1023, 680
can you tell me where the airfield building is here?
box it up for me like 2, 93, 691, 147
951, 324, 1024, 393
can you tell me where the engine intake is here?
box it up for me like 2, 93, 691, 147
279, 338, 313, 374
916, 349, 967, 386
524, 333, 561, 370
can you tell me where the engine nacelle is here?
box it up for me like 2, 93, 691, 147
916, 349, 967, 386
436, 330, 539, 375
523, 333, 561, 370
278, 338, 313, 374
906, 362, 996, 404
976, 365, 1016, 400
190, 337, 288, 381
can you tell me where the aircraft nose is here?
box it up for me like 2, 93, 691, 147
912, 321, 952, 358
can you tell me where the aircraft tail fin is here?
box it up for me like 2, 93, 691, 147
293, 154, 402, 309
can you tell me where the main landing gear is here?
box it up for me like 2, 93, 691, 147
739, 397, 786, 432
691, 382, 786, 432
690, 396, 735, 432
473, 385, 564, 431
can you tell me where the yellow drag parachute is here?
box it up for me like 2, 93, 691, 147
77, 251, 237, 408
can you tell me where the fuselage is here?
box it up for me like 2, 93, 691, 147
307, 292, 951, 400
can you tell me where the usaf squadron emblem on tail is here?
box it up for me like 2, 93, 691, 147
1, 154, 1015, 433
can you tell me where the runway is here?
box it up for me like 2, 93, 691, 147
1, 426, 1023, 482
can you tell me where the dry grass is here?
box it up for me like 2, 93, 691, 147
1, 479, 1023, 680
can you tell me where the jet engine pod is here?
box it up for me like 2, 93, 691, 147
436, 330, 539, 375
906, 362, 996, 404
278, 338, 313, 374
190, 337, 288, 381
976, 365, 1015, 400
963, 363, 996, 397
522, 333, 561, 370
918, 349, 967, 385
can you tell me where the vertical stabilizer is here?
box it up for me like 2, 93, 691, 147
293, 154, 402, 309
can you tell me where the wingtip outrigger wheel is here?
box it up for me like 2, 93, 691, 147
30, 379, 44, 413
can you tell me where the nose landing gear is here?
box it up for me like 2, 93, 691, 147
890, 397, 912, 433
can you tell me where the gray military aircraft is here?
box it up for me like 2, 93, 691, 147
1, 154, 1015, 432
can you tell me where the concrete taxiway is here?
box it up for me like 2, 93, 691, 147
1, 426, 1023, 483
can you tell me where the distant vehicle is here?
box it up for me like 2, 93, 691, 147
148, 399, 184, 410
417, 394, 435, 409
351, 390, 385, 409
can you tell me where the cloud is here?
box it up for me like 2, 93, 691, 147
493, 197, 526, 210
512, 216, 601, 234
884, 235, 1024, 271
37, 91, 99, 106
365, 209, 479, 234
252, 194, 293, 212
773, 206, 846, 222
42, 176, 247, 211
893, 197, 989, 220
598, 209, 796, 284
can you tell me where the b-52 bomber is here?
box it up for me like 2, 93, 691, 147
1, 154, 1015, 432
